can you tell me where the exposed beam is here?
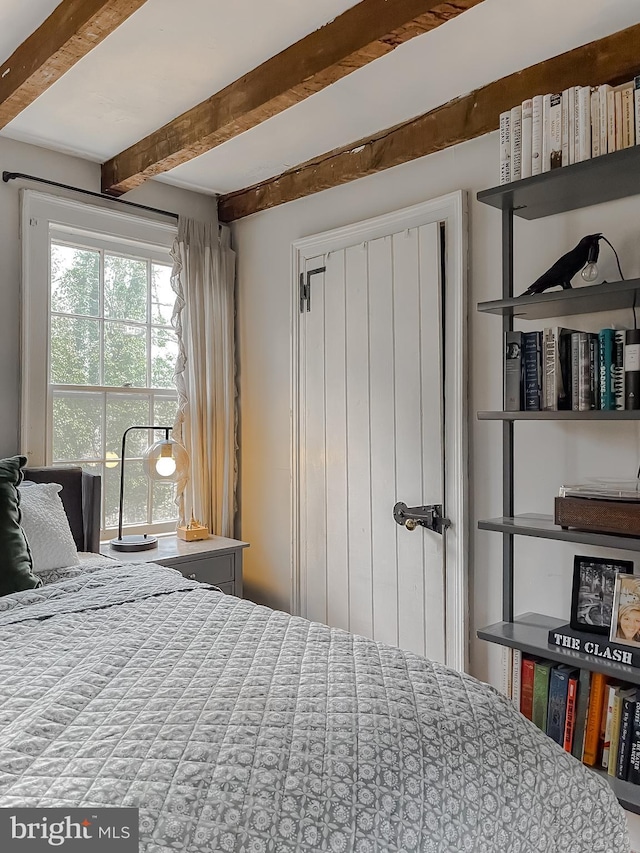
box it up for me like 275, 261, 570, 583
218, 22, 640, 222
101, 0, 484, 195
0, 0, 149, 129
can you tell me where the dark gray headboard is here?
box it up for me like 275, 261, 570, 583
24, 466, 101, 553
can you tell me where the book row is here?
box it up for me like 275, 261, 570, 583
513, 652, 640, 783
504, 327, 640, 412
499, 78, 640, 184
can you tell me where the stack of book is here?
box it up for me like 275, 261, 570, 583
499, 77, 640, 184
504, 327, 640, 412
515, 654, 640, 783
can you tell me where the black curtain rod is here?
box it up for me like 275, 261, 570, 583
2, 171, 179, 221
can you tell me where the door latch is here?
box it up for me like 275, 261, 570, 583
393, 502, 451, 534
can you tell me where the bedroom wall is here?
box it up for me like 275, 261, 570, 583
0, 134, 217, 459
233, 132, 640, 683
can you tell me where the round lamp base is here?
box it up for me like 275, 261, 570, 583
110, 534, 158, 552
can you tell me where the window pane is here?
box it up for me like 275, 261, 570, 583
52, 392, 102, 462
51, 244, 100, 316
104, 322, 147, 387
105, 394, 150, 461
151, 328, 178, 389
50, 316, 100, 385
104, 459, 148, 529
152, 264, 174, 326
154, 396, 178, 429
152, 481, 178, 523
105, 255, 147, 322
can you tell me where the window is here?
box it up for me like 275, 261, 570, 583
22, 192, 179, 537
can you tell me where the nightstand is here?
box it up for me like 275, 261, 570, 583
100, 534, 247, 597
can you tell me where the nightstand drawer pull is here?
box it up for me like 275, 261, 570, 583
188, 573, 197, 580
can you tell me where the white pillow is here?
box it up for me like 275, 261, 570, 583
18, 483, 79, 574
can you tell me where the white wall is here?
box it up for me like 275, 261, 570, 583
0, 134, 217, 458
233, 132, 640, 678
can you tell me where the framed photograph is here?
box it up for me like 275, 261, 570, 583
610, 575, 640, 647
570, 555, 634, 635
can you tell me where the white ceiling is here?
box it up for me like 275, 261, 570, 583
2, 0, 639, 197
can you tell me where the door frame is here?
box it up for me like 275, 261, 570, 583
291, 191, 468, 672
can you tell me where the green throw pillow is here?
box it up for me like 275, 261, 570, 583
0, 455, 41, 595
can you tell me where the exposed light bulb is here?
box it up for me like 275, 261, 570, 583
581, 262, 599, 282
155, 455, 177, 477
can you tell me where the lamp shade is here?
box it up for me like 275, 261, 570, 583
143, 437, 188, 482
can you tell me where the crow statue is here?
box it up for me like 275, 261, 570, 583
521, 234, 601, 296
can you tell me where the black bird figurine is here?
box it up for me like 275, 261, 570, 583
521, 234, 601, 296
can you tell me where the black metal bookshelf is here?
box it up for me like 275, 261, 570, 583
478, 278, 640, 321
478, 410, 640, 421
478, 514, 640, 552
476, 148, 640, 814
478, 613, 640, 814
477, 145, 640, 220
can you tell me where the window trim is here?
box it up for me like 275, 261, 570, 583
21, 191, 178, 536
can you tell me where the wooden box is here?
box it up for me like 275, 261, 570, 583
554, 496, 640, 536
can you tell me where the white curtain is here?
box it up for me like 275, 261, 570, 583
170, 214, 237, 537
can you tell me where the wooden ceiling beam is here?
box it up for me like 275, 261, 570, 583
101, 0, 484, 195
218, 22, 640, 222
0, 0, 149, 129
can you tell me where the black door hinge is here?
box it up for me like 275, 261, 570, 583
299, 266, 326, 313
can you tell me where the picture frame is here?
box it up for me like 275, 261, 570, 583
569, 555, 634, 635
610, 575, 640, 647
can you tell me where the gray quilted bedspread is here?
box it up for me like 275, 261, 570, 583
0, 564, 629, 852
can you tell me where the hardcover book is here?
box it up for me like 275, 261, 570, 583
577, 86, 591, 163
532, 660, 553, 731
599, 84, 610, 155
583, 671, 607, 766
570, 332, 591, 412
504, 331, 523, 411
511, 648, 522, 710
520, 656, 537, 720
531, 95, 543, 176
613, 330, 625, 411
590, 88, 601, 159
609, 687, 634, 777
563, 673, 579, 753
510, 105, 522, 182
625, 328, 640, 410
543, 93, 562, 170
522, 331, 542, 411
601, 682, 619, 770
598, 328, 616, 410
635, 76, 640, 147
547, 665, 575, 746
542, 327, 575, 411
499, 110, 511, 185
627, 700, 640, 783
607, 88, 616, 154
616, 693, 637, 780
572, 669, 592, 761
621, 85, 634, 149
521, 99, 533, 179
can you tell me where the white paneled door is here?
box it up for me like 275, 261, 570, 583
297, 216, 449, 663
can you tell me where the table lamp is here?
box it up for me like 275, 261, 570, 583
110, 426, 188, 552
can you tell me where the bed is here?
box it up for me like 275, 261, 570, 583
0, 467, 630, 852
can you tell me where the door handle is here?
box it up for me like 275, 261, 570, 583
393, 502, 451, 534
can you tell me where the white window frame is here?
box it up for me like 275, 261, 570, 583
21, 190, 179, 538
